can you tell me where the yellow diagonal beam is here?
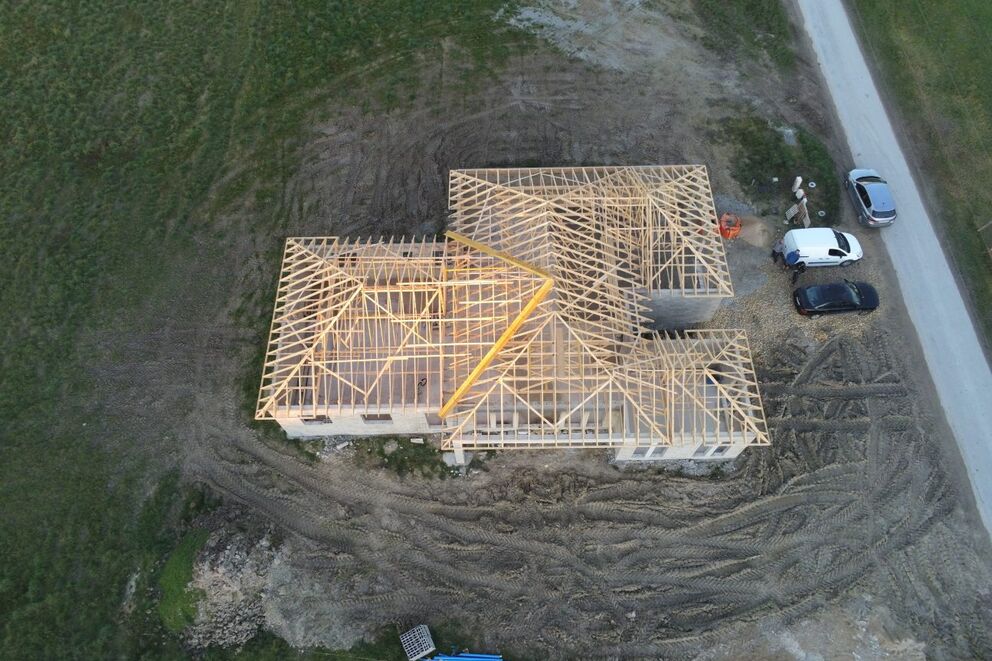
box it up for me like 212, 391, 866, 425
439, 232, 554, 418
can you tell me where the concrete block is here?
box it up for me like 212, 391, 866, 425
442, 451, 473, 466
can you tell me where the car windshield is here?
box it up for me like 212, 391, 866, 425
858, 175, 884, 183
833, 230, 850, 253
874, 209, 896, 219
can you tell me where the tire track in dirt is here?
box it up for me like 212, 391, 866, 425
187, 328, 992, 657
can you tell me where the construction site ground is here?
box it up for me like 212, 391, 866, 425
83, 2, 992, 658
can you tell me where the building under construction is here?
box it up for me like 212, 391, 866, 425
255, 166, 769, 463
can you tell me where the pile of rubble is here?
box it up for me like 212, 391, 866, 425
183, 525, 275, 648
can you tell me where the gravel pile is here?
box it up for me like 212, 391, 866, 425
183, 528, 276, 649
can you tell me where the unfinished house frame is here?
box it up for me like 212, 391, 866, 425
255, 166, 769, 463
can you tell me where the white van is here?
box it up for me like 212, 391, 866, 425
781, 228, 863, 268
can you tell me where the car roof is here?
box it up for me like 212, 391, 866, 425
863, 182, 895, 211
808, 282, 850, 294
804, 280, 873, 296
801, 282, 850, 308
785, 227, 839, 246
804, 281, 859, 305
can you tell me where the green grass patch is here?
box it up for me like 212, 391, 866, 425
0, 469, 205, 658
0, 0, 528, 656
354, 437, 461, 479
691, 0, 796, 69
722, 115, 840, 223
849, 0, 992, 349
158, 529, 210, 632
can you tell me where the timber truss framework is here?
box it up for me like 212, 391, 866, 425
255, 166, 768, 453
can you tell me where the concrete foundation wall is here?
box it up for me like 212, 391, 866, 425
278, 411, 443, 438
614, 441, 747, 462
643, 289, 725, 329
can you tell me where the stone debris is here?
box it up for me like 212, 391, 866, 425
183, 528, 275, 649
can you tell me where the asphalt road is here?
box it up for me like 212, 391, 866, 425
796, 0, 992, 536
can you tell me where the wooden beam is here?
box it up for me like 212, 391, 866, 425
256, 166, 767, 457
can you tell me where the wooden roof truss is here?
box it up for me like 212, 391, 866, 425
255, 236, 547, 419
447, 165, 734, 296
255, 165, 766, 453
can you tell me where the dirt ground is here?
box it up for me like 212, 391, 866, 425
85, 1, 992, 658
190, 303, 992, 658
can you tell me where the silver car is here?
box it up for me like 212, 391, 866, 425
845, 168, 896, 227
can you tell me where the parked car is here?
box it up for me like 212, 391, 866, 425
793, 280, 879, 317
780, 227, 863, 268
845, 168, 896, 227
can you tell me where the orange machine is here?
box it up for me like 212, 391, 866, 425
718, 213, 742, 240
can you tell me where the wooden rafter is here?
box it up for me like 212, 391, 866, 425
255, 236, 547, 419
255, 165, 767, 456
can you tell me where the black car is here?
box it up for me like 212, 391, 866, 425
793, 280, 879, 317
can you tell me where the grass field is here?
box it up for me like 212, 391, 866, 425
159, 529, 210, 632
848, 0, 992, 349
693, 0, 796, 69
0, 2, 523, 657
722, 116, 840, 222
